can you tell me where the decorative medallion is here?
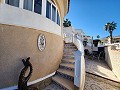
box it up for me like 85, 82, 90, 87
38, 34, 46, 51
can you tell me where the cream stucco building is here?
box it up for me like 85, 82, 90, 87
0, 0, 70, 89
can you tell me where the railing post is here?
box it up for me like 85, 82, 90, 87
73, 37, 85, 90
74, 50, 81, 87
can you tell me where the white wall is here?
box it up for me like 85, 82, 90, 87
0, 3, 61, 36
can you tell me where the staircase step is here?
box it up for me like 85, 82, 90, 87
64, 43, 74, 46
64, 46, 77, 49
64, 52, 74, 56
63, 55, 74, 59
64, 49, 77, 52
60, 63, 74, 70
63, 54, 74, 57
52, 75, 74, 90
57, 68, 74, 77
64, 51, 74, 54
62, 59, 75, 64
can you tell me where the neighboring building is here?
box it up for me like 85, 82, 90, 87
102, 35, 120, 44
74, 29, 85, 41
83, 35, 92, 46
0, 0, 69, 89
63, 26, 74, 43
63, 26, 85, 43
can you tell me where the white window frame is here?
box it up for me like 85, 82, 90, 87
47, 0, 61, 25
3, 0, 60, 25
19, 0, 24, 9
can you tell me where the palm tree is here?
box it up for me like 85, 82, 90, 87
97, 35, 100, 39
63, 19, 71, 27
104, 21, 117, 43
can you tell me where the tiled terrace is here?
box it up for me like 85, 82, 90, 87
84, 57, 120, 90
85, 57, 120, 82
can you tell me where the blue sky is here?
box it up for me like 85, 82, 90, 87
65, 0, 120, 39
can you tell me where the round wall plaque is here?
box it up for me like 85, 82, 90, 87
38, 34, 46, 51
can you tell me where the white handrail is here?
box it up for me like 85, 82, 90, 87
73, 35, 85, 90
63, 33, 85, 89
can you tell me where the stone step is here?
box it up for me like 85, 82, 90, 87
64, 46, 77, 49
62, 59, 75, 64
64, 50, 74, 54
57, 68, 74, 78
52, 75, 74, 90
64, 49, 77, 52
63, 54, 74, 57
64, 43, 74, 45
60, 63, 74, 70
63, 55, 74, 59
64, 52, 74, 56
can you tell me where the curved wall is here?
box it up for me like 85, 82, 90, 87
0, 24, 64, 89
0, 4, 61, 36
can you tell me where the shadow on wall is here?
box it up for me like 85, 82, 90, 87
105, 46, 113, 70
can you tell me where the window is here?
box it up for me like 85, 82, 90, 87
57, 11, 60, 25
46, 0, 60, 25
24, 0, 33, 11
5, 0, 19, 7
46, 1, 51, 19
34, 0, 42, 14
52, 5, 56, 22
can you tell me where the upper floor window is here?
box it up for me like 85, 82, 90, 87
46, 1, 51, 19
52, 5, 56, 22
5, 0, 19, 7
34, 0, 42, 14
24, 0, 33, 11
46, 0, 60, 26
57, 11, 60, 25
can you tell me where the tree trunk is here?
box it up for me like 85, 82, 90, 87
110, 31, 113, 43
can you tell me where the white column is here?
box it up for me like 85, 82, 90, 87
42, 0, 46, 16
19, 0, 24, 9
32, 0, 34, 12
51, 2, 52, 19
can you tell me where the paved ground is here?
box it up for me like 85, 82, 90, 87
43, 83, 64, 90
84, 75, 120, 90
85, 57, 120, 82
84, 57, 120, 90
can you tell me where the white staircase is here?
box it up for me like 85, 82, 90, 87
52, 43, 77, 90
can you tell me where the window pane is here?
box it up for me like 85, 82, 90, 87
46, 1, 51, 19
5, 0, 19, 7
34, 0, 42, 14
24, 0, 33, 11
57, 11, 60, 25
52, 5, 56, 22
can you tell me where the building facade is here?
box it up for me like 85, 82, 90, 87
0, 0, 69, 89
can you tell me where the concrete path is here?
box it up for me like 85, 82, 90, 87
85, 58, 120, 82
84, 57, 120, 90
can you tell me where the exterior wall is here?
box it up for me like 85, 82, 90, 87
0, 24, 64, 89
0, 4, 61, 36
55, 0, 68, 18
0, 0, 5, 4
105, 46, 120, 80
